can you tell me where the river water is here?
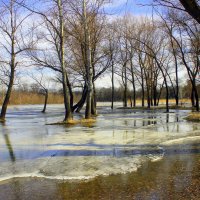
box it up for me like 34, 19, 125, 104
0, 104, 199, 199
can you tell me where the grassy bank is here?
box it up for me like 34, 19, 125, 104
185, 112, 200, 122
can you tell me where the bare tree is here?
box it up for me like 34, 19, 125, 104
161, 10, 200, 111
151, 0, 200, 24
18, 0, 73, 122
28, 70, 50, 113
0, 0, 33, 121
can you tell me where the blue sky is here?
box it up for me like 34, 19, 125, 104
104, 0, 153, 17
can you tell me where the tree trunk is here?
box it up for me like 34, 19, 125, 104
0, 9, 16, 122
83, 0, 93, 119
66, 75, 73, 109
42, 90, 48, 113
175, 63, 179, 106
130, 56, 136, 107
0, 67, 15, 121
191, 88, 195, 107
165, 81, 169, 113
111, 60, 114, 109
141, 69, 145, 107
192, 79, 199, 111
73, 84, 87, 113
91, 82, 97, 115
130, 96, 133, 108
179, 0, 200, 24
58, 0, 72, 122
157, 81, 164, 106
155, 59, 169, 112
124, 63, 128, 108
153, 85, 157, 106
141, 81, 145, 107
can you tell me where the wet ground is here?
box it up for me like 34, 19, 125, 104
0, 104, 199, 199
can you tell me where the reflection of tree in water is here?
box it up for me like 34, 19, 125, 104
3, 132, 16, 162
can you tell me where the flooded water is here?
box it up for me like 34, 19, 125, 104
0, 104, 199, 199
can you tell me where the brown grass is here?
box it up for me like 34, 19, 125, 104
0, 91, 64, 105
0, 91, 193, 107
0, 91, 83, 105
128, 98, 191, 106
47, 118, 96, 127
185, 112, 200, 122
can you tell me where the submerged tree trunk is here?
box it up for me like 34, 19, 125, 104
153, 85, 157, 106
192, 79, 199, 111
42, 90, 48, 113
130, 55, 136, 107
111, 60, 114, 109
191, 88, 195, 107
91, 82, 97, 115
58, 0, 72, 122
66, 75, 74, 109
144, 71, 151, 109
141, 68, 145, 107
165, 81, 169, 113
124, 62, 128, 108
73, 84, 87, 113
83, 0, 93, 119
175, 63, 179, 106
157, 81, 164, 106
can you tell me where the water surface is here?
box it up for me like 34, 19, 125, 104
0, 105, 199, 182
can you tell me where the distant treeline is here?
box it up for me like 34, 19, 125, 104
96, 84, 200, 102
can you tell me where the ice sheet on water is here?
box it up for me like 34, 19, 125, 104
0, 105, 199, 182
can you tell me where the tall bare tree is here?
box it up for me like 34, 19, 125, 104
0, 0, 33, 121
18, 0, 73, 122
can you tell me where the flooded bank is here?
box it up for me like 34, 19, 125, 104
0, 104, 199, 199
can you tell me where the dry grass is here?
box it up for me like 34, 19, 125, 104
128, 98, 191, 106
47, 119, 79, 126
0, 118, 5, 123
47, 118, 96, 127
0, 91, 83, 105
185, 112, 200, 122
0, 91, 64, 105
80, 118, 96, 123
159, 98, 191, 104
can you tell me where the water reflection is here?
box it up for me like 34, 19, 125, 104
0, 105, 199, 185
166, 113, 169, 123
3, 132, 16, 162
0, 123, 16, 162
134, 120, 136, 127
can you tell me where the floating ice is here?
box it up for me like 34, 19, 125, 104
0, 105, 199, 182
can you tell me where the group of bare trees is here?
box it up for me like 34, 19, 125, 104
106, 10, 199, 112
0, 0, 199, 122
